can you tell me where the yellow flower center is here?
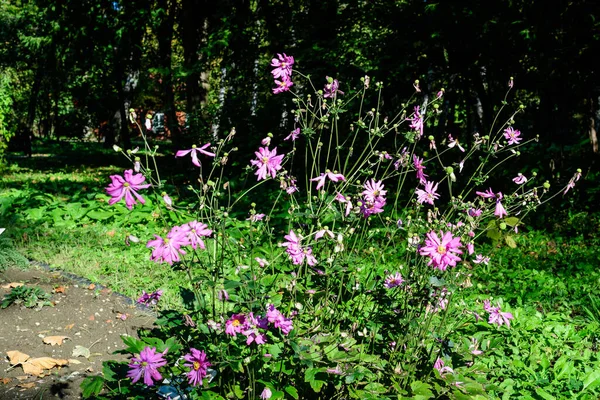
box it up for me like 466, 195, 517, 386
262, 157, 269, 163
141, 361, 148, 367
124, 183, 130, 187
232, 319, 241, 327
164, 238, 170, 244
437, 245, 447, 255
193, 361, 201, 370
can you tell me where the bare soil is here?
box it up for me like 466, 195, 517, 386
0, 267, 155, 399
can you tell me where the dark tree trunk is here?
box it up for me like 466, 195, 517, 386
157, 0, 179, 147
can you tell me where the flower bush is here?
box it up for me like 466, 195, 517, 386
82, 57, 581, 399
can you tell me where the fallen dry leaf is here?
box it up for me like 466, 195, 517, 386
23, 357, 68, 376
87, 283, 96, 290
68, 359, 82, 365
7, 350, 30, 365
53, 286, 66, 294
100, 287, 112, 295
1, 282, 24, 289
65, 323, 75, 330
88, 315, 95, 321
16, 376, 29, 381
0, 378, 11, 385
18, 382, 36, 389
43, 336, 69, 346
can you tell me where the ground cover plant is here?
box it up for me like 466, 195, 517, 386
46, 57, 594, 400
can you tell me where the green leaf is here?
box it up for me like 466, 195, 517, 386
87, 209, 113, 220
535, 387, 556, 400
304, 367, 327, 392
583, 370, 600, 391
121, 335, 145, 354
504, 217, 520, 227
285, 385, 299, 399
80, 376, 104, 398
411, 380, 433, 399
505, 236, 517, 248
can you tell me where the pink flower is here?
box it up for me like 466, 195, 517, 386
415, 181, 440, 205
285, 128, 300, 141
175, 144, 216, 167
419, 231, 463, 271
384, 272, 404, 288
503, 127, 522, 145
323, 76, 344, 98
282, 230, 317, 265
362, 179, 386, 202
447, 135, 465, 152
260, 388, 273, 399
484, 300, 514, 327
137, 289, 163, 306
255, 257, 269, 267
311, 171, 346, 190
473, 254, 490, 265
270, 53, 294, 80
512, 173, 527, 185
433, 357, 454, 376
475, 188, 496, 199
494, 193, 507, 218
467, 243, 474, 255
468, 208, 482, 217
563, 169, 582, 195
225, 314, 246, 337
266, 304, 293, 335
127, 346, 167, 386
413, 155, 428, 184
409, 106, 424, 138
273, 78, 293, 94
183, 348, 211, 387
247, 213, 266, 222
470, 338, 483, 355
315, 228, 334, 240
359, 197, 386, 218
250, 147, 284, 181
261, 137, 271, 146
106, 170, 151, 210
146, 227, 188, 264
181, 221, 212, 250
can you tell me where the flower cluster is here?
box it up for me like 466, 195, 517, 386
127, 346, 211, 388
146, 221, 212, 264
225, 305, 293, 345
282, 230, 317, 266
271, 53, 294, 94
360, 179, 387, 218
106, 169, 151, 210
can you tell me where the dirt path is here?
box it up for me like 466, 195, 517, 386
0, 267, 155, 399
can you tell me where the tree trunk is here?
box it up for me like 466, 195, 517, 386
157, 0, 179, 147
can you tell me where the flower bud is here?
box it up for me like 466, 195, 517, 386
543, 181, 550, 189
500, 223, 507, 230
113, 145, 122, 152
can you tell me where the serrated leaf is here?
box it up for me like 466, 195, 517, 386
81, 376, 104, 398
